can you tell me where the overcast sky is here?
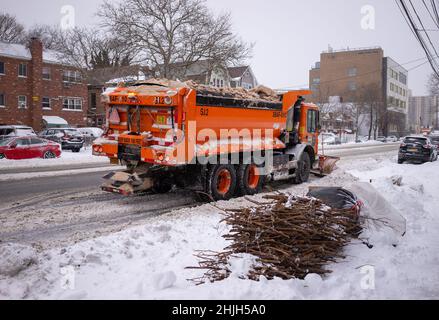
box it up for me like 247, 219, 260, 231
2, 0, 436, 95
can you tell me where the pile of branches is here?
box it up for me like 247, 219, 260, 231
188, 194, 362, 285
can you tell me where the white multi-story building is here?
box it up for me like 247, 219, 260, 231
383, 57, 409, 133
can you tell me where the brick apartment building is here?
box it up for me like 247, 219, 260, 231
0, 38, 88, 131
309, 47, 409, 136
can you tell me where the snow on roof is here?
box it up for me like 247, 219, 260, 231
42, 116, 68, 125
0, 41, 63, 64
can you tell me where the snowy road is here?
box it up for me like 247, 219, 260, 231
0, 143, 400, 249
2, 141, 439, 299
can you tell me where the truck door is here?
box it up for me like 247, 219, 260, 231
306, 109, 319, 152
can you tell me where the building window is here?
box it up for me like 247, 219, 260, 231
390, 83, 394, 92
348, 81, 356, 91
90, 93, 97, 110
220, 79, 224, 87
63, 97, 83, 110
0, 93, 5, 106
18, 63, 27, 77
399, 72, 407, 85
63, 70, 82, 83
18, 95, 27, 108
0, 61, 4, 75
42, 67, 51, 80
347, 67, 357, 77
42, 97, 51, 109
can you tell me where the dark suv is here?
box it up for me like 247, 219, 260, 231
398, 136, 438, 164
428, 135, 439, 149
39, 128, 84, 152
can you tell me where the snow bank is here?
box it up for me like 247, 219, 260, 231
0, 149, 108, 171
0, 244, 37, 277
1, 155, 439, 299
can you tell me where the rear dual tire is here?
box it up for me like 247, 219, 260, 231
237, 163, 264, 196
207, 163, 264, 201
207, 164, 237, 201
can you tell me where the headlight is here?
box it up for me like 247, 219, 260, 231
164, 96, 172, 105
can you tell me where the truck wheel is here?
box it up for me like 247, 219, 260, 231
208, 164, 237, 201
293, 152, 311, 184
398, 159, 404, 164
237, 164, 263, 196
0, 153, 5, 159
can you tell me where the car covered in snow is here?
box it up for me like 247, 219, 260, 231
386, 136, 398, 143
319, 132, 341, 145
0, 125, 37, 141
398, 136, 438, 164
0, 136, 61, 160
77, 127, 104, 139
39, 128, 84, 152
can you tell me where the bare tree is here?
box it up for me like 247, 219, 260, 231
355, 83, 382, 140
0, 12, 25, 43
25, 25, 138, 70
98, 0, 252, 78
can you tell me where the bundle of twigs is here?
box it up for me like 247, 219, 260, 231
188, 194, 361, 285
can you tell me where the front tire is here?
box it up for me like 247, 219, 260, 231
237, 163, 264, 196
398, 159, 404, 164
293, 152, 311, 184
0, 153, 5, 160
207, 164, 237, 201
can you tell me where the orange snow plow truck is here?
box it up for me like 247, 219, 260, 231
93, 81, 338, 201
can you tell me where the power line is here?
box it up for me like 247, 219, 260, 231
396, 0, 439, 77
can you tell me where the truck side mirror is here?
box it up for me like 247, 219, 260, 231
9, 143, 17, 149
318, 124, 322, 131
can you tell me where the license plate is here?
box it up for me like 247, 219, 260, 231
110, 158, 119, 165
408, 148, 418, 152
156, 115, 166, 125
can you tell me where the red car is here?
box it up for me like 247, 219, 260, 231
0, 136, 61, 160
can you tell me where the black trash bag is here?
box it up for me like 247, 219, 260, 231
307, 187, 360, 211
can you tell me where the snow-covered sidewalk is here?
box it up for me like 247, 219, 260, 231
1, 154, 438, 299
0, 148, 108, 171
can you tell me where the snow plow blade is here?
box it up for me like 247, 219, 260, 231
311, 155, 341, 177
101, 171, 154, 196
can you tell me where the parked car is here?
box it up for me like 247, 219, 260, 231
376, 136, 387, 142
319, 133, 341, 145
398, 136, 438, 164
0, 125, 36, 140
428, 135, 439, 149
77, 127, 104, 139
386, 136, 398, 143
0, 136, 61, 160
39, 128, 84, 152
